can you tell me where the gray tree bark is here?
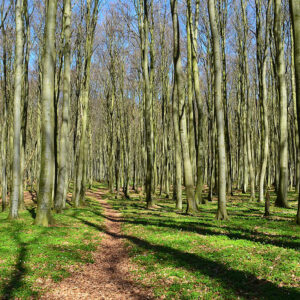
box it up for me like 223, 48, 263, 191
55, 0, 71, 213
9, 0, 24, 220
274, 0, 290, 208
289, 0, 300, 223
208, 0, 228, 220
171, 0, 197, 214
35, 0, 58, 226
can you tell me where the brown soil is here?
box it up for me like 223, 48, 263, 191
41, 189, 154, 300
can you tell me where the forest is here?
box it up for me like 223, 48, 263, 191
0, 0, 299, 299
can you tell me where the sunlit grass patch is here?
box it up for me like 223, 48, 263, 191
109, 190, 300, 299
0, 188, 104, 299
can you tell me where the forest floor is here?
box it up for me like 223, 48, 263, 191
0, 184, 300, 299
107, 188, 300, 299
0, 184, 154, 299
41, 186, 154, 300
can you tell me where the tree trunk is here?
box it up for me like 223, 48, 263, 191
256, 0, 271, 203
172, 81, 182, 210
35, 0, 58, 226
171, 0, 197, 214
188, 0, 204, 205
274, 0, 289, 208
208, 0, 228, 220
9, 0, 24, 220
289, 0, 300, 223
1, 2, 8, 212
73, 0, 99, 207
140, 0, 154, 208
55, 0, 71, 213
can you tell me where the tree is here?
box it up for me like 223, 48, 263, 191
171, 0, 197, 214
208, 0, 228, 220
55, 0, 71, 213
0, 0, 10, 213
274, 0, 289, 208
138, 0, 154, 208
289, 0, 300, 223
35, 0, 58, 226
241, 0, 255, 201
72, 0, 100, 207
256, 0, 271, 203
9, 0, 24, 220
187, 0, 205, 205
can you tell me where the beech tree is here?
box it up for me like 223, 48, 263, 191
208, 0, 228, 220
290, 0, 300, 223
55, 0, 71, 213
274, 0, 289, 208
72, 0, 100, 207
9, 0, 24, 219
35, 0, 58, 226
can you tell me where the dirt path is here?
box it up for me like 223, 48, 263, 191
42, 189, 154, 300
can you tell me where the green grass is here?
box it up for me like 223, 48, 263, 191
0, 185, 104, 299
108, 190, 300, 299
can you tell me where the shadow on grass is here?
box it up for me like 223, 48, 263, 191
115, 215, 300, 250
27, 207, 36, 219
2, 228, 38, 299
75, 217, 300, 300
107, 197, 299, 250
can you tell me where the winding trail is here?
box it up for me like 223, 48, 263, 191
42, 189, 154, 300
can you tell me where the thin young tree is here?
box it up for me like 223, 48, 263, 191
0, 0, 10, 212
73, 0, 100, 207
208, 0, 228, 220
256, 0, 271, 203
187, 0, 205, 205
55, 0, 71, 213
289, 0, 300, 224
170, 0, 197, 214
138, 0, 154, 208
9, 0, 24, 219
274, 0, 290, 208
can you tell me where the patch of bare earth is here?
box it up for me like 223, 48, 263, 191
41, 189, 154, 300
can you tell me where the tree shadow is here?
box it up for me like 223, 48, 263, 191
2, 229, 39, 299
89, 198, 300, 250
27, 207, 36, 219
107, 196, 299, 250
117, 215, 300, 250
75, 217, 300, 300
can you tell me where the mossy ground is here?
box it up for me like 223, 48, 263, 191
108, 189, 300, 299
0, 183, 104, 299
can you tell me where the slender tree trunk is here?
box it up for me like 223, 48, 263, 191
35, 0, 58, 226
208, 0, 228, 220
140, 0, 154, 208
73, 0, 99, 207
171, 0, 197, 214
289, 0, 300, 223
10, 0, 24, 220
291, 25, 300, 194
274, 0, 289, 208
188, 0, 204, 205
55, 0, 71, 213
1, 2, 8, 212
241, 0, 255, 200
172, 81, 182, 210
19, 0, 30, 211
219, 0, 233, 196
256, 0, 271, 203
186, 6, 195, 177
